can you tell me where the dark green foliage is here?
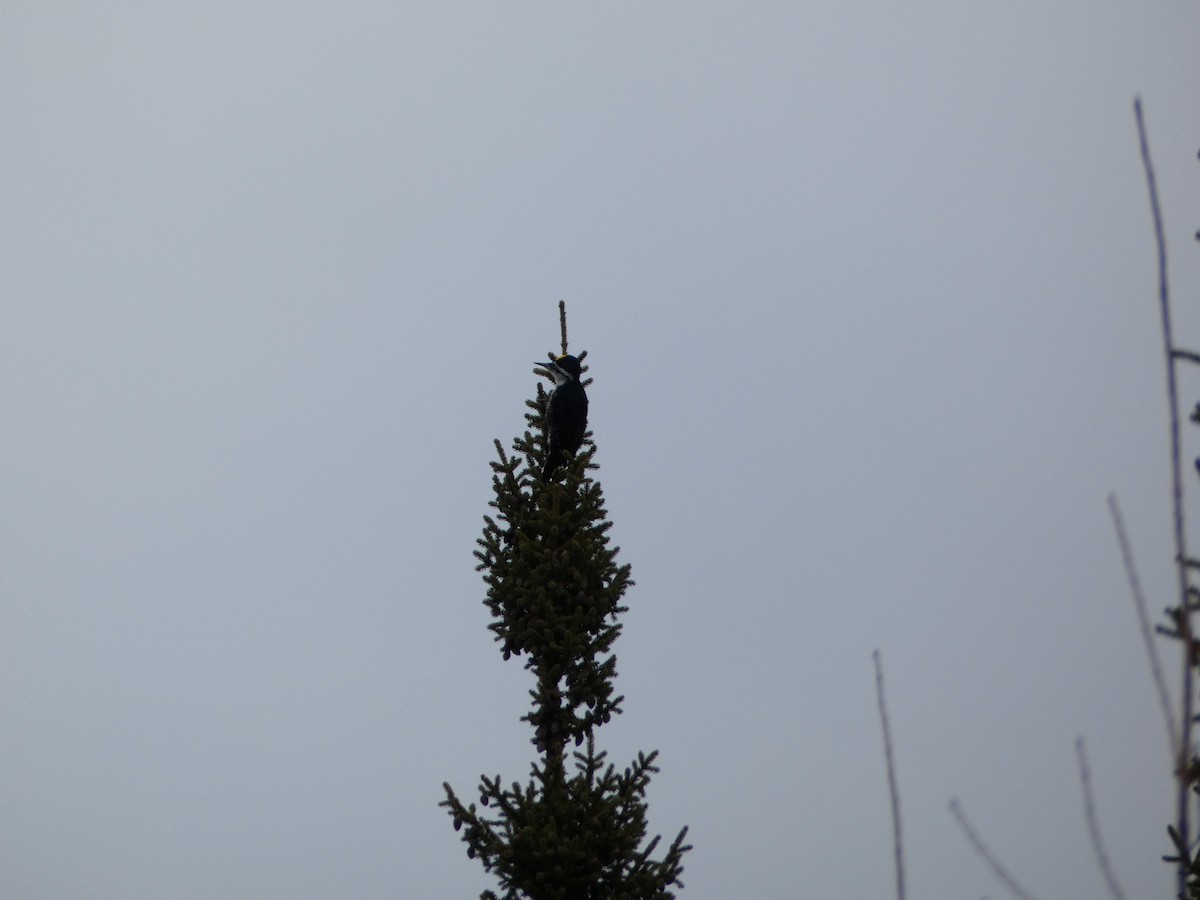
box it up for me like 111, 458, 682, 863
1159, 596, 1200, 899
442, 360, 690, 899
1164, 810, 1200, 900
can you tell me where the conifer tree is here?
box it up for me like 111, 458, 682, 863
441, 306, 691, 900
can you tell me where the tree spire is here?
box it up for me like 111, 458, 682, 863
441, 308, 690, 899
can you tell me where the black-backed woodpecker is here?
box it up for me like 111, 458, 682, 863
534, 354, 588, 480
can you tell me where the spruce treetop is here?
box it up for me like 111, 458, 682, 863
441, 309, 690, 899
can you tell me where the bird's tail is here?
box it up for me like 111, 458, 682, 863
541, 452, 565, 481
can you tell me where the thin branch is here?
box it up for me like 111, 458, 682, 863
949, 798, 1041, 900
1075, 737, 1130, 900
1108, 492, 1179, 760
873, 650, 906, 900
558, 300, 569, 355
1134, 95, 1193, 897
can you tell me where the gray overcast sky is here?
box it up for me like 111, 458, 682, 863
2, 3, 1199, 898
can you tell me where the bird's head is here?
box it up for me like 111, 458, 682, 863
533, 354, 582, 386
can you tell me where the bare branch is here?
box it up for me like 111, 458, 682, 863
1075, 737, 1130, 900
949, 798, 1041, 900
1108, 492, 1179, 760
558, 300, 569, 355
1134, 95, 1193, 897
873, 650, 905, 900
